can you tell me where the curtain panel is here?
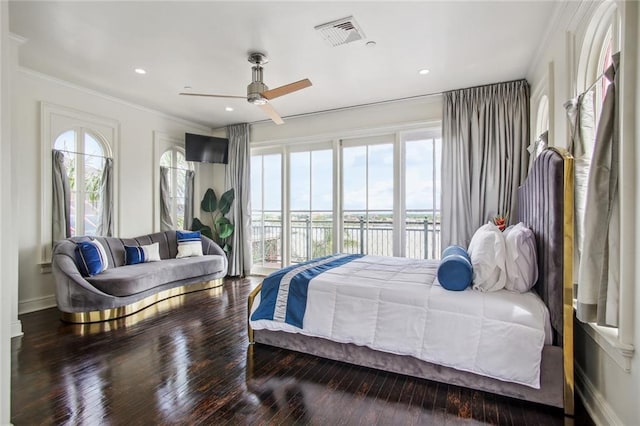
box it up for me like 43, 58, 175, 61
159, 166, 174, 231
184, 169, 195, 230
564, 91, 595, 265
576, 52, 620, 327
441, 80, 530, 249
96, 157, 114, 236
52, 149, 71, 241
225, 123, 252, 277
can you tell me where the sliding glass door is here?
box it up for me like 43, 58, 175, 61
251, 152, 282, 269
289, 148, 333, 263
342, 136, 394, 256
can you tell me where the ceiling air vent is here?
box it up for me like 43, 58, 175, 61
315, 16, 365, 47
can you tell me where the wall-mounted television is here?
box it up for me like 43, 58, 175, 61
185, 133, 229, 164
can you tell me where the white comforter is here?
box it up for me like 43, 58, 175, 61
250, 255, 552, 388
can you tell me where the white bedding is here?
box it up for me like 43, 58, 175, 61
250, 255, 552, 388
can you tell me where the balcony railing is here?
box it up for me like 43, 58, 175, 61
252, 216, 441, 267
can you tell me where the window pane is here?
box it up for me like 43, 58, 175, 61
311, 150, 332, 211
176, 151, 188, 169
251, 156, 263, 209
176, 169, 186, 198
84, 133, 104, 157
343, 146, 366, 210
160, 151, 172, 168
54, 130, 76, 152
263, 154, 281, 211
290, 152, 310, 211
368, 144, 393, 210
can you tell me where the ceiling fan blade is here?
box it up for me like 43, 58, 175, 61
261, 79, 312, 100
259, 102, 284, 125
179, 92, 246, 99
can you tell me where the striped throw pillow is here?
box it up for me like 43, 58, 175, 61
176, 230, 203, 258
124, 242, 161, 265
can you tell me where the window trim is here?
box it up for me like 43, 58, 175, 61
40, 102, 119, 264
573, 1, 635, 364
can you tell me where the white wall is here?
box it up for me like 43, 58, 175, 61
11, 64, 215, 314
1, 2, 14, 424
527, 1, 639, 424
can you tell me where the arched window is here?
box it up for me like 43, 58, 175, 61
53, 128, 111, 236
159, 147, 194, 230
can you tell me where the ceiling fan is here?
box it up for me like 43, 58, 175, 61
179, 52, 312, 125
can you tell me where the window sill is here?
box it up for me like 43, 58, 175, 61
576, 319, 635, 372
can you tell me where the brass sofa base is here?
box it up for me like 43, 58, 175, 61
60, 278, 224, 324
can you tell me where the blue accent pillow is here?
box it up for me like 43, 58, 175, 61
124, 245, 145, 265
437, 245, 473, 291
75, 240, 109, 277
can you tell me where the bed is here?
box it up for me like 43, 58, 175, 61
247, 147, 575, 415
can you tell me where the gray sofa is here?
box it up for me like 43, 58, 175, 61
52, 230, 228, 322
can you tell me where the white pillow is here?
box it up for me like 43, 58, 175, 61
467, 222, 508, 292
144, 242, 161, 262
503, 222, 538, 293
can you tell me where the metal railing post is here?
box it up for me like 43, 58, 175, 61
306, 218, 312, 260
423, 217, 429, 259
359, 216, 365, 254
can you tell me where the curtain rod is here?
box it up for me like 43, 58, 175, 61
580, 71, 605, 97
53, 148, 109, 160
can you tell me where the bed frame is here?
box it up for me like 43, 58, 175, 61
247, 147, 575, 416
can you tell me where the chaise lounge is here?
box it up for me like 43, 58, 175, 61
52, 230, 228, 323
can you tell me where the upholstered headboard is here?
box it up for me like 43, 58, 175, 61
517, 148, 573, 346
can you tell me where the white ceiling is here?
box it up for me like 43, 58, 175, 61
9, 1, 557, 129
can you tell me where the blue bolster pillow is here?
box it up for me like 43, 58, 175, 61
437, 245, 473, 291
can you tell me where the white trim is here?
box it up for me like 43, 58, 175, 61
575, 363, 625, 426
17, 66, 212, 131
577, 320, 634, 372
18, 295, 57, 315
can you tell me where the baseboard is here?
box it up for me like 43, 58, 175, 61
18, 294, 56, 315
575, 363, 624, 426
11, 319, 23, 338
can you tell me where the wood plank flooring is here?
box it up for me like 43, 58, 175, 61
11, 276, 591, 425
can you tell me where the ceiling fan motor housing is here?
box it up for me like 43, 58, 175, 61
247, 64, 268, 105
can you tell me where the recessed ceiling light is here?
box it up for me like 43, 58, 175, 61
419, 69, 430, 75
366, 41, 376, 48
183, 85, 192, 89
134, 68, 147, 75
225, 107, 234, 112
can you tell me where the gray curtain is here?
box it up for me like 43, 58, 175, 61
576, 52, 620, 327
52, 150, 71, 241
184, 169, 195, 230
441, 80, 530, 249
565, 90, 595, 264
96, 157, 114, 236
225, 123, 252, 277
160, 166, 174, 231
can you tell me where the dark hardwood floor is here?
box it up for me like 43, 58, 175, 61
12, 277, 592, 425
